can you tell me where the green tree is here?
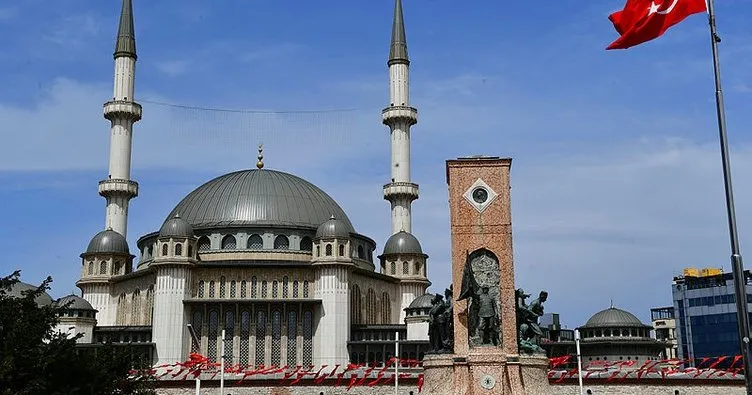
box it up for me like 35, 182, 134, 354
0, 271, 156, 395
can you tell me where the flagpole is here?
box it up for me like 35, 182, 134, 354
706, 1, 752, 393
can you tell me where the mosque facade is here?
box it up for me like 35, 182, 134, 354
70, 0, 432, 369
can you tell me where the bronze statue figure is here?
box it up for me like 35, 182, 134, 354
458, 251, 500, 347
516, 289, 548, 354
428, 293, 449, 353
443, 285, 454, 351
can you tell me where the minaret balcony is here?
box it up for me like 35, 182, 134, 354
99, 179, 139, 198
383, 182, 419, 200
103, 100, 142, 122
382, 106, 417, 126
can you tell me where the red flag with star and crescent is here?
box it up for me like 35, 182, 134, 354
606, 0, 707, 50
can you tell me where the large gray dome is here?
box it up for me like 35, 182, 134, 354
58, 294, 95, 311
86, 229, 130, 254
7, 281, 54, 307
316, 216, 352, 239
581, 307, 648, 328
406, 293, 435, 310
382, 231, 423, 255
165, 169, 354, 231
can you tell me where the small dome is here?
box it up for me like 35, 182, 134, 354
315, 216, 352, 239
7, 281, 54, 307
159, 214, 194, 238
86, 229, 130, 254
406, 293, 435, 310
58, 294, 95, 311
383, 231, 423, 255
581, 307, 648, 328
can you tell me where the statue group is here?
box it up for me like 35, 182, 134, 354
428, 286, 454, 354
516, 289, 548, 354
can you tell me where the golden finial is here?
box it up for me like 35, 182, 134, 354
256, 144, 264, 169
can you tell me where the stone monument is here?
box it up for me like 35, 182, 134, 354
422, 156, 551, 395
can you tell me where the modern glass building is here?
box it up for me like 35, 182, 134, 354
672, 268, 752, 367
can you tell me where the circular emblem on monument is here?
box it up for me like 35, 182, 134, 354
472, 187, 488, 204
480, 374, 496, 390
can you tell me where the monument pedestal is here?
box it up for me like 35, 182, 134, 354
422, 352, 550, 395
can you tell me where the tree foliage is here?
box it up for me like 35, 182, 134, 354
0, 271, 156, 395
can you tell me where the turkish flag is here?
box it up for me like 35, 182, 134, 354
606, 0, 707, 50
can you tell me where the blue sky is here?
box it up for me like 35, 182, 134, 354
1, 0, 751, 328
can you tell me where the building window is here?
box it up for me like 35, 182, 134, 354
287, 311, 298, 366
367, 288, 377, 324
198, 236, 210, 251
114, 261, 122, 275
208, 309, 219, 362
219, 277, 226, 298
99, 261, 107, 275
221, 235, 237, 250
390, 262, 396, 275
198, 281, 205, 298
303, 281, 309, 298
209, 281, 216, 298
240, 280, 247, 298
175, 243, 183, 256
381, 292, 391, 323
274, 235, 289, 250
351, 285, 362, 324
262, 281, 268, 298
225, 310, 235, 363
251, 277, 258, 298
303, 311, 313, 366
256, 311, 266, 367
271, 310, 282, 367
239, 310, 250, 366
403, 261, 409, 275
293, 281, 299, 298
414, 262, 421, 276
357, 245, 365, 259
131, 290, 141, 325
187, 245, 193, 257
325, 244, 332, 256
300, 237, 312, 251
230, 280, 237, 298
272, 281, 279, 298
339, 244, 345, 257
191, 310, 203, 353
316, 245, 320, 257
247, 234, 263, 249
283, 276, 289, 298
162, 244, 168, 256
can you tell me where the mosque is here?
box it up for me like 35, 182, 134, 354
38, 0, 436, 369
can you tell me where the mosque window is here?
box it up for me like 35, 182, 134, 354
381, 292, 391, 323
293, 281, 299, 298
240, 280, 247, 298
208, 309, 219, 362
262, 281, 268, 298
162, 244, 168, 256
367, 288, 377, 324
251, 277, 258, 298
221, 235, 237, 250
255, 311, 266, 367
209, 281, 216, 298
187, 245, 193, 257
390, 262, 396, 275
175, 243, 183, 256
300, 237, 312, 251
272, 281, 279, 298
230, 280, 237, 298
282, 277, 289, 298
225, 310, 235, 363
191, 310, 203, 353
116, 293, 127, 325
131, 290, 141, 325
403, 261, 409, 275
100, 261, 107, 275
274, 235, 289, 250
325, 244, 332, 256
414, 262, 421, 276
198, 236, 210, 251
198, 281, 205, 298
219, 276, 226, 298
114, 261, 122, 275
303, 281, 309, 298
351, 285, 362, 324
148, 245, 153, 257
239, 310, 250, 366
316, 245, 320, 257
247, 234, 263, 249
339, 244, 345, 257
287, 311, 298, 366
271, 310, 282, 367
303, 311, 313, 366
357, 245, 365, 259
145, 286, 154, 324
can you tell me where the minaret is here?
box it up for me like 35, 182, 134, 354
383, 0, 419, 235
99, 0, 141, 238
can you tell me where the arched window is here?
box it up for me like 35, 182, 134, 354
147, 245, 153, 257
198, 236, 210, 251
381, 292, 391, 323
402, 261, 409, 275
351, 285, 362, 324
225, 310, 235, 362
175, 243, 183, 256
255, 311, 266, 367
221, 235, 236, 249
230, 280, 237, 298
251, 277, 258, 298
282, 276, 289, 298
114, 261, 122, 275
88, 261, 94, 275
247, 234, 263, 249
303, 281, 309, 298
131, 290, 141, 325
357, 245, 364, 259
187, 245, 193, 257
271, 310, 282, 367
262, 280, 268, 298
239, 310, 250, 366
116, 293, 127, 324
145, 286, 154, 324
303, 311, 313, 366
366, 288, 377, 324
240, 280, 247, 298
414, 262, 421, 276
325, 244, 332, 256
191, 309, 203, 353
272, 280, 278, 298
300, 237, 312, 251
287, 311, 297, 366
316, 245, 320, 257
99, 261, 107, 275
274, 235, 289, 250
209, 281, 216, 298
162, 244, 168, 256
390, 262, 396, 275
339, 244, 345, 257
219, 276, 226, 298
293, 281, 299, 298
198, 280, 205, 298
208, 309, 219, 361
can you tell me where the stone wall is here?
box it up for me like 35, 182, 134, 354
550, 382, 744, 395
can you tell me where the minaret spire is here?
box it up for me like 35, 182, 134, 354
382, 0, 418, 235
99, 0, 142, 238
388, 0, 408, 65
114, 0, 136, 59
